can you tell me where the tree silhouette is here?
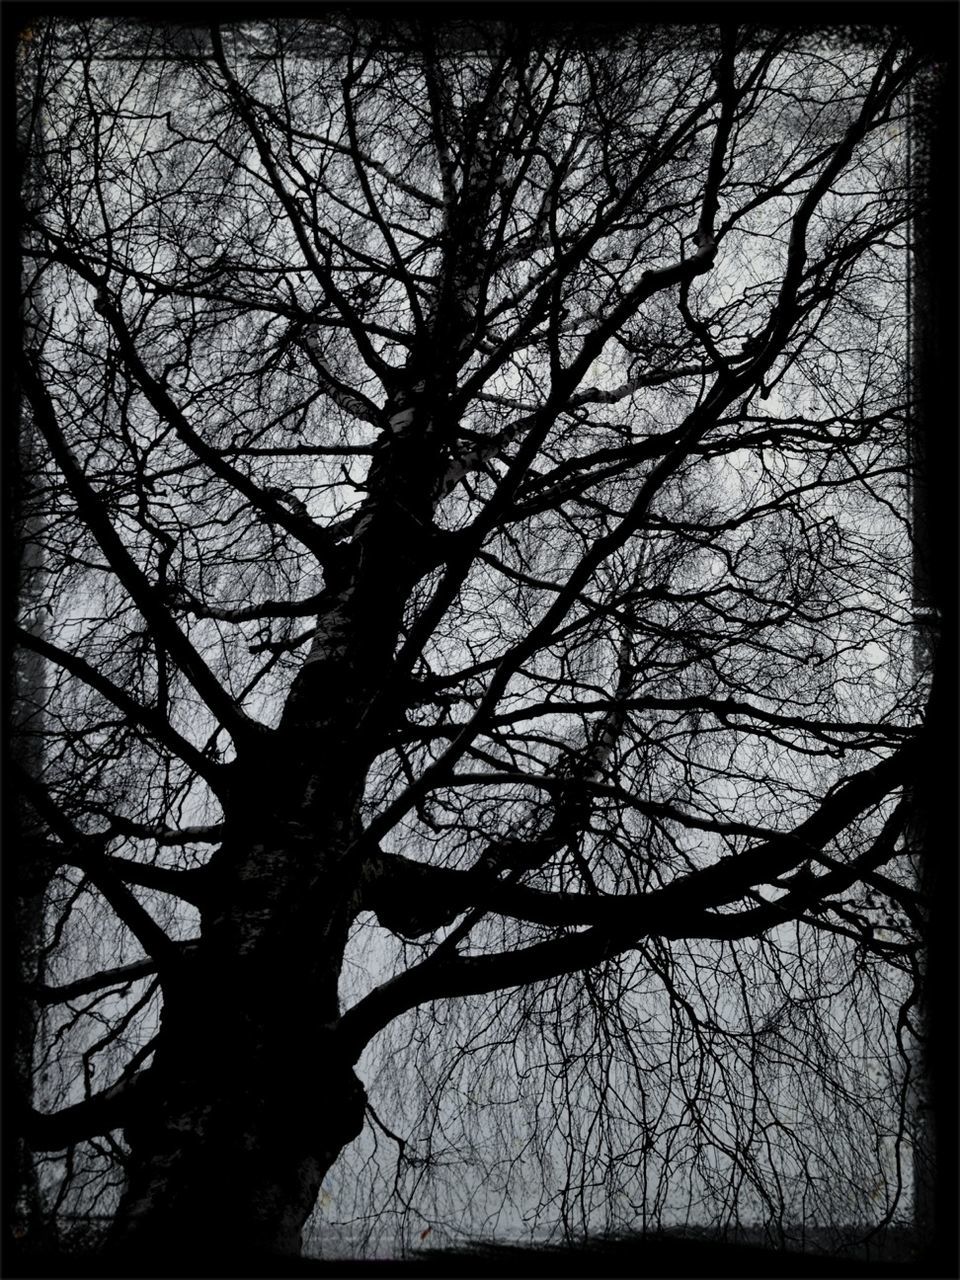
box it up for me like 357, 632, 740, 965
11, 14, 933, 1266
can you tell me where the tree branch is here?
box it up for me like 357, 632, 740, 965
28, 944, 198, 1007
342, 743, 915, 1055
18, 356, 257, 748
15, 627, 225, 793
20, 1073, 150, 1152
13, 767, 187, 968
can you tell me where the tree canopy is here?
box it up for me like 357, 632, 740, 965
11, 13, 933, 1263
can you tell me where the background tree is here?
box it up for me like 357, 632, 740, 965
12, 14, 932, 1265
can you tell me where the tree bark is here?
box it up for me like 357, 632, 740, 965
109, 948, 366, 1256
108, 825, 367, 1259
112, 1060, 365, 1258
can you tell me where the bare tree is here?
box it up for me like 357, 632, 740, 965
12, 14, 932, 1266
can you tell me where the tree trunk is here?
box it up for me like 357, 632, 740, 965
112, 1052, 365, 1258
110, 976, 366, 1258
104, 439, 432, 1258
109, 832, 367, 1260
108, 395, 460, 1258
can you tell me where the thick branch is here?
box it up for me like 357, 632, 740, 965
21, 1074, 149, 1152
343, 744, 914, 1054
28, 944, 198, 1007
